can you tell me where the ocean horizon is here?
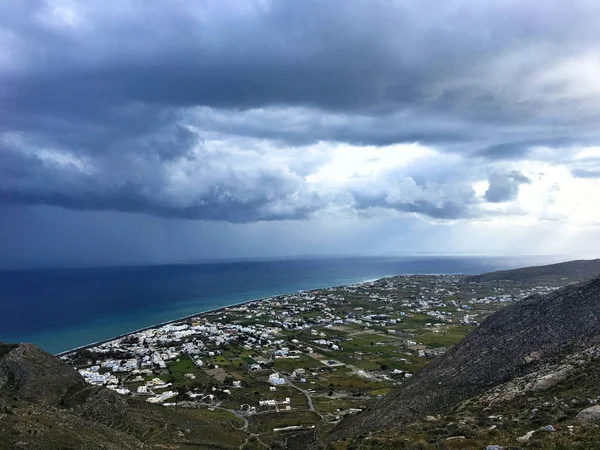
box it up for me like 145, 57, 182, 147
0, 255, 563, 354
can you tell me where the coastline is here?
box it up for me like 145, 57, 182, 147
4, 255, 551, 355
55, 275, 393, 357
56, 296, 265, 357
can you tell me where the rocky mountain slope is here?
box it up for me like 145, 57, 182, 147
0, 343, 247, 450
330, 275, 600, 443
464, 258, 600, 284
333, 347, 600, 449
0, 342, 85, 405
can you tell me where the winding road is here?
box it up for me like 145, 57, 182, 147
282, 374, 324, 420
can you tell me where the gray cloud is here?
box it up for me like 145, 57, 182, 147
485, 171, 531, 203
569, 155, 600, 179
352, 190, 478, 220
572, 168, 600, 178
0, 132, 326, 222
4, 1, 600, 135
346, 154, 482, 220
1, 0, 600, 221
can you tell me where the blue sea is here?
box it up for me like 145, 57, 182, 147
0, 256, 560, 354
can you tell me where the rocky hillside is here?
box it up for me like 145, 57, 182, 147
333, 346, 600, 449
464, 258, 600, 284
330, 275, 600, 443
0, 343, 248, 450
0, 343, 85, 405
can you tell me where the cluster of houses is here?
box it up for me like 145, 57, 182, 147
147, 390, 177, 404
64, 273, 561, 420
259, 397, 291, 410
79, 366, 119, 386
66, 278, 464, 391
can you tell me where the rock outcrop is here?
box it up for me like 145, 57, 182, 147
576, 405, 600, 423
0, 342, 86, 405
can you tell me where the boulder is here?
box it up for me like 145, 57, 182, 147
576, 405, 600, 423
529, 366, 573, 391
517, 430, 535, 442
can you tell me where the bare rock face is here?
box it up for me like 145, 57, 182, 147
576, 405, 600, 423
331, 276, 600, 440
0, 342, 86, 405
527, 365, 574, 391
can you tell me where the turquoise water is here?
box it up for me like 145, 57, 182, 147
0, 256, 558, 354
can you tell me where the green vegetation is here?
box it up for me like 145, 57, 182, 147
248, 410, 321, 433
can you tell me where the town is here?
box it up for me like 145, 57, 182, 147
62, 274, 562, 431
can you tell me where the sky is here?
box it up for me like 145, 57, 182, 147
2, 0, 600, 268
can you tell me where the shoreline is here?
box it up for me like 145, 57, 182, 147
55, 274, 400, 357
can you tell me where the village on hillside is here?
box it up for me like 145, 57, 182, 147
63, 275, 561, 429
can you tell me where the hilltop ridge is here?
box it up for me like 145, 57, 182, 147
464, 258, 600, 284
0, 343, 85, 406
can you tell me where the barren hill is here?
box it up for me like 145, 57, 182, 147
464, 258, 600, 284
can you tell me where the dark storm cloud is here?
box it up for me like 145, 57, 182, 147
4, 0, 600, 132
352, 192, 478, 220
475, 143, 537, 161
1, 0, 600, 221
485, 171, 531, 203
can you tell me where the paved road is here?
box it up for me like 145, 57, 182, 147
282, 375, 323, 420
195, 403, 249, 431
